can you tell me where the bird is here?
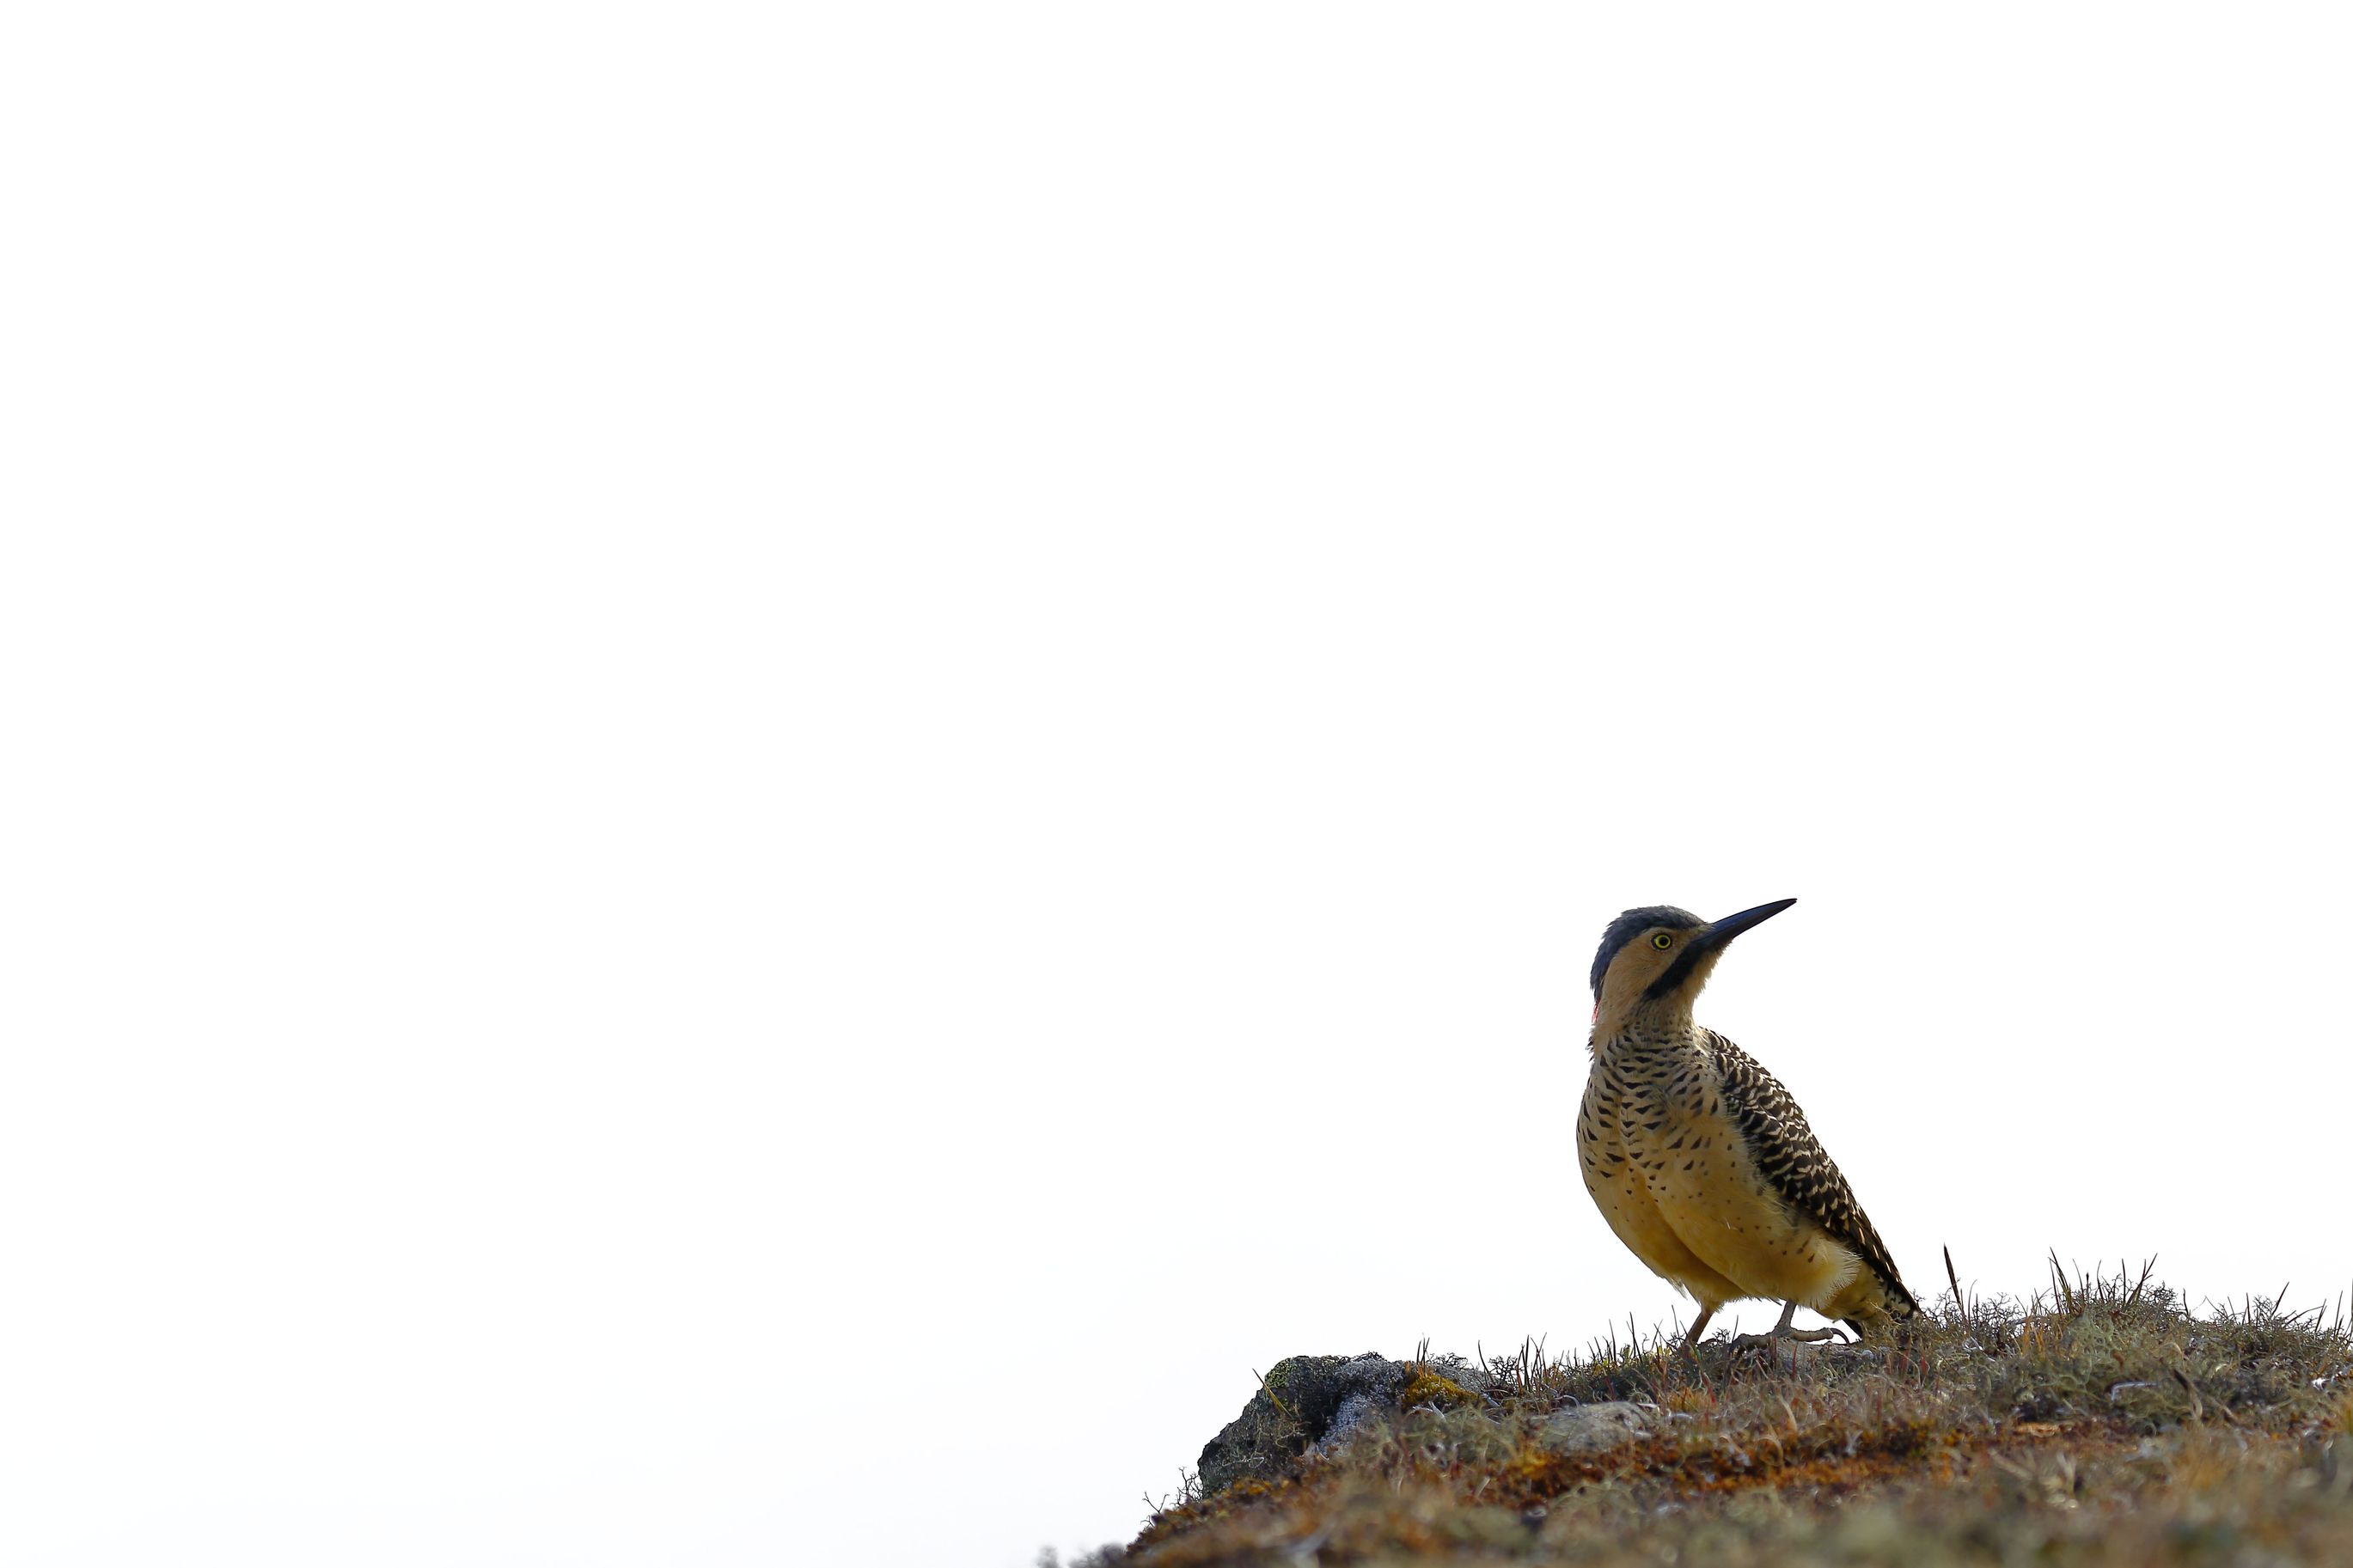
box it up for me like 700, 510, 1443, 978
1575, 899, 1916, 1353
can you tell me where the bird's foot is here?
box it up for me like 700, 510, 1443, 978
1727, 1325, 1854, 1366
1733, 1326, 1848, 1350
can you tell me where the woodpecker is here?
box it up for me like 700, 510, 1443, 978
1577, 900, 1916, 1351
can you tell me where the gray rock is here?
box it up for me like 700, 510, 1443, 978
1534, 1401, 1655, 1455
1196, 1353, 1409, 1496
1317, 1390, 1395, 1453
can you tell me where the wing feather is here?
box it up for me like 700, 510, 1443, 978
1707, 1029, 1917, 1317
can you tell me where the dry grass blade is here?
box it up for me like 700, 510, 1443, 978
2048, 1248, 2079, 1318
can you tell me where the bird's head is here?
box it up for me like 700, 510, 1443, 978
1589, 898, 1796, 1038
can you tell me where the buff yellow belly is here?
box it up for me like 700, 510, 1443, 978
1646, 1136, 1859, 1310
1581, 1042, 1859, 1314
1577, 1070, 1744, 1307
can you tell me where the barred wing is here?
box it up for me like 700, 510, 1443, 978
1707, 1029, 1917, 1316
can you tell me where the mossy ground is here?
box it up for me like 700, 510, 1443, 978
1115, 1261, 2353, 1566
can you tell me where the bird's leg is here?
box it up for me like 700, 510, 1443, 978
1730, 1300, 1850, 1355
1678, 1307, 1717, 1358
1774, 1298, 1848, 1343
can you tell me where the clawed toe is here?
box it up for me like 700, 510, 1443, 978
1729, 1325, 1853, 1357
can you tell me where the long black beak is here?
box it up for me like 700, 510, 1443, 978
1705, 898, 1797, 948
1641, 898, 1796, 1003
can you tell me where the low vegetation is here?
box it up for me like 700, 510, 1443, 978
1087, 1259, 2353, 1566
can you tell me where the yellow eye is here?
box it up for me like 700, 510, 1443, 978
1651, 933, 1674, 950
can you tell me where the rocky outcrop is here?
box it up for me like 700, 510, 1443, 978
1196, 1353, 1406, 1495
1195, 1351, 1658, 1496
1532, 1400, 1657, 1455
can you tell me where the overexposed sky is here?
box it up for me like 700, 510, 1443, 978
6, 5, 2350, 1565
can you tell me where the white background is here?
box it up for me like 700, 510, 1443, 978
5, 5, 2350, 1565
